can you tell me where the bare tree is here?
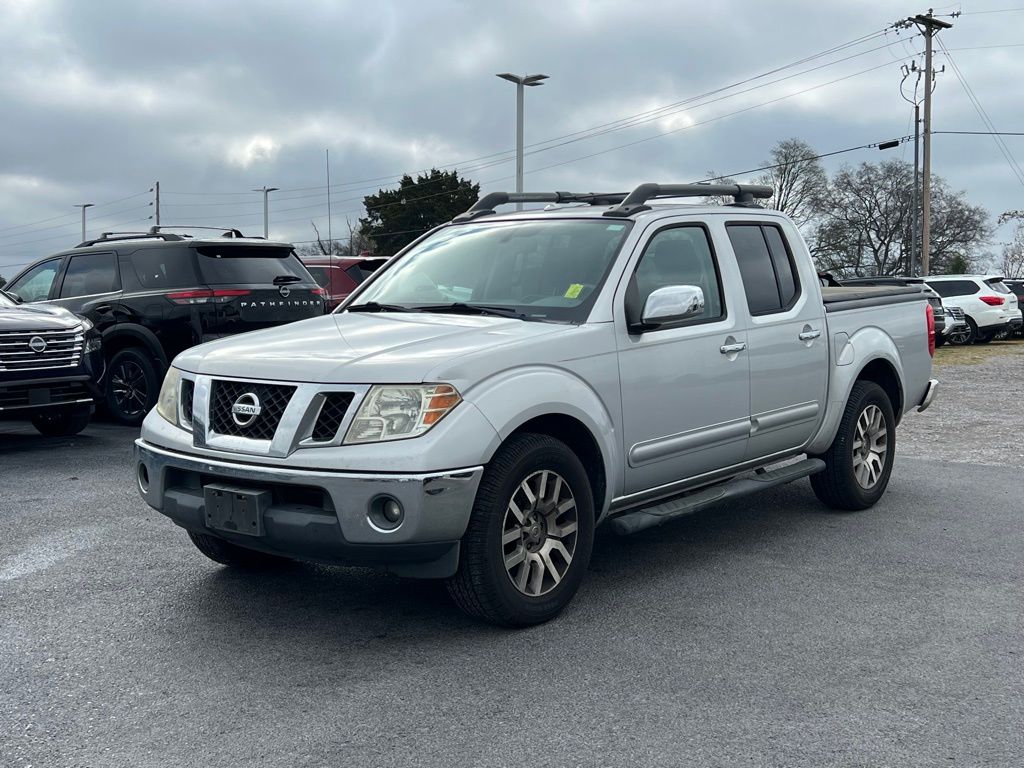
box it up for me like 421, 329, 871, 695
298, 219, 374, 259
753, 138, 827, 228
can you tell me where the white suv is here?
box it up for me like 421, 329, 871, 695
925, 275, 1022, 344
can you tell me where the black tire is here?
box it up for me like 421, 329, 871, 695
30, 408, 91, 437
964, 317, 990, 345
105, 347, 159, 425
934, 333, 946, 348
187, 531, 293, 569
947, 322, 973, 346
446, 433, 595, 627
810, 380, 896, 511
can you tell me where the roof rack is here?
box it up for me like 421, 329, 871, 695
150, 225, 247, 238
603, 183, 773, 217
453, 191, 628, 222
76, 230, 187, 248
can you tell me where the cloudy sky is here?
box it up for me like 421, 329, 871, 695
0, 0, 1021, 277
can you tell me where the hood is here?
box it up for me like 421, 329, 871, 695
174, 311, 571, 384
0, 301, 83, 332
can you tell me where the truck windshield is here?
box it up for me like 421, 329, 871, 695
349, 219, 633, 322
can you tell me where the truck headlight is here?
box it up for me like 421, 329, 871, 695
344, 384, 461, 444
156, 367, 181, 425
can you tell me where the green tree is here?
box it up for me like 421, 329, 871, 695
359, 169, 480, 256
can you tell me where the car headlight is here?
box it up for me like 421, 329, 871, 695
156, 367, 181, 425
344, 384, 461, 444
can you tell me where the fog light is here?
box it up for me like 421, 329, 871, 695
368, 495, 404, 531
137, 462, 150, 493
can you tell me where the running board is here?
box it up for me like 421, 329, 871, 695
608, 458, 825, 536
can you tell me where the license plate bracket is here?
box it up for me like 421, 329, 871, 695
203, 484, 270, 537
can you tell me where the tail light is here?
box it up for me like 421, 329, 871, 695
166, 289, 251, 305
311, 287, 327, 296
979, 295, 1005, 306
926, 304, 935, 357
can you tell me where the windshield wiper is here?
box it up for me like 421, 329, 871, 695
273, 275, 303, 284
344, 301, 416, 313
416, 302, 525, 319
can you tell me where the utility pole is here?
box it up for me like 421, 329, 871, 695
326, 149, 333, 249
150, 182, 161, 226
496, 73, 549, 210
74, 203, 94, 242
900, 62, 924, 276
253, 186, 279, 238
899, 10, 953, 276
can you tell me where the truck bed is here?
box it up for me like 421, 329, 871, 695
821, 285, 925, 312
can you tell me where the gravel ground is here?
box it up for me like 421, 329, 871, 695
898, 340, 1024, 468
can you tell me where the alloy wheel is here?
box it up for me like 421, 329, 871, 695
111, 360, 149, 417
502, 470, 579, 597
852, 404, 888, 489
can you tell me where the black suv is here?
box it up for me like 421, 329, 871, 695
4, 228, 325, 424
0, 289, 104, 435
1006, 279, 1024, 337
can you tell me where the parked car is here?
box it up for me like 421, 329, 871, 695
924, 274, 1022, 344
838, 276, 966, 347
300, 254, 389, 311
134, 183, 937, 626
4, 227, 326, 425
0, 288, 104, 436
1004, 278, 1024, 337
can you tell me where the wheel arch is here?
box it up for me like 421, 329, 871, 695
101, 324, 168, 372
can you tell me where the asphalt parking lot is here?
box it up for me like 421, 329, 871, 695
2, 344, 1022, 767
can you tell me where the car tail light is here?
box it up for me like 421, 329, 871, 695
978, 295, 1005, 306
311, 287, 327, 296
926, 304, 935, 357
166, 289, 252, 305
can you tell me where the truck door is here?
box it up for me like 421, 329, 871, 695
616, 222, 751, 496
724, 221, 828, 460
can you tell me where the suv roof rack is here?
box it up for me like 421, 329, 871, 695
75, 225, 250, 248
603, 183, 774, 217
453, 192, 628, 222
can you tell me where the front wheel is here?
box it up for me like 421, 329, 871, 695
810, 381, 896, 511
31, 408, 91, 437
446, 433, 595, 627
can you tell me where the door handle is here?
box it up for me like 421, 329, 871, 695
798, 329, 822, 341
719, 342, 747, 354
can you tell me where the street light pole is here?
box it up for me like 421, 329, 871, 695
253, 186, 279, 239
496, 72, 549, 210
74, 203, 94, 242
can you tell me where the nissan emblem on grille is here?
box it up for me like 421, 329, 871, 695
278, 285, 291, 298
29, 336, 47, 353
231, 393, 262, 427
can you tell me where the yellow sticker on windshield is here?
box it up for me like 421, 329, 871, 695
565, 283, 584, 299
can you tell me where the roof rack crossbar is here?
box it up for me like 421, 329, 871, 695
603, 183, 774, 217
149, 225, 247, 238
453, 191, 628, 222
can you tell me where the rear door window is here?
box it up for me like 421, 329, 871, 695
129, 249, 200, 289
726, 223, 801, 315
927, 280, 979, 298
59, 252, 120, 298
195, 246, 312, 285
7, 258, 62, 302
984, 279, 1011, 294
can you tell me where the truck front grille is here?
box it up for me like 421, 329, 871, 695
311, 392, 354, 441
946, 306, 965, 321
0, 327, 84, 373
0, 381, 91, 411
208, 379, 295, 440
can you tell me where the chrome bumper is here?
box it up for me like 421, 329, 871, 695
134, 439, 483, 575
918, 378, 938, 413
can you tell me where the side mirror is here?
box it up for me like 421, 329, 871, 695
639, 285, 705, 328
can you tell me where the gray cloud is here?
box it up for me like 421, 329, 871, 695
1, 0, 1021, 276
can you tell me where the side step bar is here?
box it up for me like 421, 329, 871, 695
608, 458, 825, 536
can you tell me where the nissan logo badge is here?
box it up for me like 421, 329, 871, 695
28, 336, 47, 353
278, 285, 291, 298
231, 392, 262, 427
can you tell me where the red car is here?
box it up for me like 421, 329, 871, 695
300, 254, 388, 311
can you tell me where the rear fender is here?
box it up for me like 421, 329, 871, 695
807, 326, 906, 454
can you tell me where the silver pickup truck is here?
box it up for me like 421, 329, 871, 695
135, 183, 937, 626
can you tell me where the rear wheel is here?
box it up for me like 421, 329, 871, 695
446, 433, 595, 626
187, 531, 293, 569
106, 348, 159, 425
811, 381, 896, 511
31, 408, 91, 437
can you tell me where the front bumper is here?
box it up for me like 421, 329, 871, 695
134, 439, 483, 577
